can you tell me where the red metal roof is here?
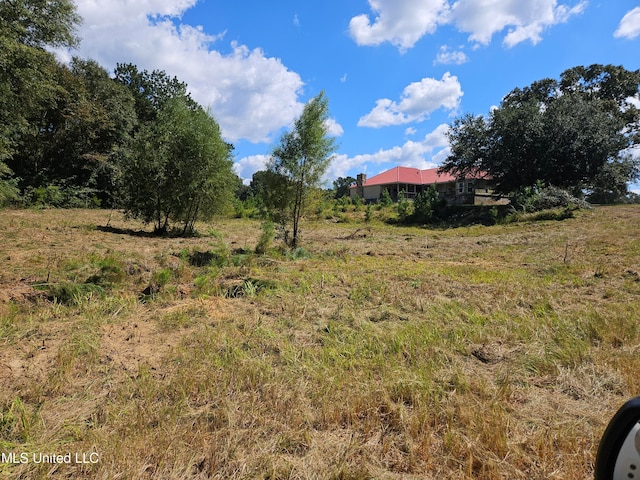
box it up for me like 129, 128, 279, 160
361, 166, 457, 187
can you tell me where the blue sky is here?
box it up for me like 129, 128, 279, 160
59, 1, 640, 186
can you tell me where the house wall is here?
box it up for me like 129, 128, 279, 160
350, 178, 509, 206
363, 185, 381, 201
350, 184, 381, 202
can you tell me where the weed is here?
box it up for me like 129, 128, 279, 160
287, 247, 312, 260
0, 397, 42, 447
86, 254, 126, 286
255, 219, 275, 254
43, 282, 105, 305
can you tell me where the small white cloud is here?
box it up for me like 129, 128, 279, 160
433, 45, 468, 65
325, 118, 344, 137
340, 73, 348, 83
358, 73, 462, 128
349, 0, 449, 51
615, 7, 640, 39
405, 127, 417, 136
456, 0, 587, 48
293, 14, 301, 27
234, 154, 271, 184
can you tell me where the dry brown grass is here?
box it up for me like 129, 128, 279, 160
1, 206, 639, 479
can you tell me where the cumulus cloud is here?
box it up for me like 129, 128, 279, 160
350, 0, 587, 51
325, 118, 345, 137
233, 154, 271, 184
451, 0, 586, 47
358, 73, 462, 128
615, 7, 640, 39
433, 46, 468, 65
324, 124, 450, 181
61, 0, 305, 143
349, 0, 449, 51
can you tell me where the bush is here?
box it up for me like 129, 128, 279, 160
532, 186, 591, 211
381, 188, 392, 206
511, 185, 590, 213
364, 204, 372, 223
255, 220, 275, 254
396, 191, 412, 222
22, 184, 101, 208
412, 185, 445, 223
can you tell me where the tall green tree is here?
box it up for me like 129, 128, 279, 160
113, 63, 197, 127
333, 176, 356, 199
121, 98, 235, 235
441, 64, 640, 196
267, 91, 337, 247
0, 0, 80, 200
8, 58, 137, 206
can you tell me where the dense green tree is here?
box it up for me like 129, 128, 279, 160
113, 63, 197, 127
412, 185, 444, 223
0, 0, 80, 200
267, 91, 337, 247
333, 176, 356, 199
587, 154, 640, 203
121, 98, 235, 235
8, 58, 137, 206
441, 64, 640, 197
0, 161, 18, 206
0, 0, 79, 48
248, 169, 288, 214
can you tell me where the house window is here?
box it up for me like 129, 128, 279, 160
467, 182, 474, 193
457, 181, 464, 194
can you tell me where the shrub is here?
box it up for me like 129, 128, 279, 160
381, 188, 392, 206
255, 220, 275, 254
396, 191, 412, 222
531, 186, 591, 211
364, 204, 372, 223
412, 185, 445, 223
511, 184, 590, 213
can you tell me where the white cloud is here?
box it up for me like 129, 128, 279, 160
433, 45, 468, 65
233, 154, 271, 184
349, 0, 449, 51
350, 0, 586, 51
293, 14, 301, 27
450, 0, 585, 47
61, 0, 305, 143
615, 7, 640, 39
325, 118, 345, 137
358, 73, 462, 128
405, 127, 417, 136
324, 124, 450, 181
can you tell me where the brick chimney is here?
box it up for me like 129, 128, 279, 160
356, 173, 366, 198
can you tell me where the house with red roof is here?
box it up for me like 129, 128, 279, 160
350, 166, 506, 205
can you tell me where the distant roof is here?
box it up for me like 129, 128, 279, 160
356, 166, 457, 187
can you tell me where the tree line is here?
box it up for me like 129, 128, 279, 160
441, 64, 640, 204
1, 0, 242, 235
1, 0, 338, 245
3, 1, 640, 243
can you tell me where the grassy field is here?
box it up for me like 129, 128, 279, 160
1, 205, 639, 479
